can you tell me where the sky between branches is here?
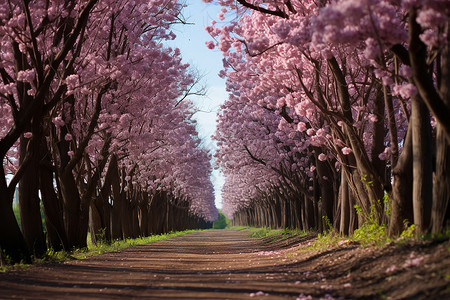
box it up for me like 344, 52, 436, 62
166, 0, 226, 208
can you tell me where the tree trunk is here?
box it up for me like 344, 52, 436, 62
411, 94, 433, 234
0, 184, 30, 263
140, 193, 150, 237
18, 135, 46, 257
339, 170, 350, 235
432, 22, 450, 233
109, 155, 122, 240
89, 204, 103, 244
432, 126, 450, 233
389, 125, 414, 236
59, 170, 87, 248
372, 83, 388, 181
39, 149, 69, 251
315, 152, 335, 226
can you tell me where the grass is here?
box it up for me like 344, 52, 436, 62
233, 218, 447, 253
75, 230, 200, 259
231, 226, 309, 241
1, 229, 202, 272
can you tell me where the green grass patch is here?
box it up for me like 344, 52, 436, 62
350, 204, 390, 247
230, 226, 252, 231
1, 229, 202, 272
306, 217, 341, 251
75, 230, 200, 259
248, 227, 282, 239
232, 226, 309, 242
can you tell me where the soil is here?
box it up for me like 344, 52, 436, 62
0, 229, 449, 299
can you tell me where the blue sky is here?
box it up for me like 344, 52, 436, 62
166, 0, 227, 209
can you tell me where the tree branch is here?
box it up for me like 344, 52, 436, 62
236, 0, 289, 19
244, 145, 267, 166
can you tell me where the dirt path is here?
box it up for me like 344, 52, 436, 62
0, 229, 449, 299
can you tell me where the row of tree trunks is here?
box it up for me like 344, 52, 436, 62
4, 147, 211, 265
88, 160, 211, 245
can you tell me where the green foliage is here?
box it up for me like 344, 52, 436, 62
311, 232, 341, 250
1, 229, 201, 272
361, 174, 374, 187
400, 224, 416, 239
243, 227, 308, 242
383, 193, 392, 219
213, 212, 230, 229
248, 227, 280, 238
308, 219, 341, 251
230, 226, 251, 230
323, 216, 333, 233
75, 230, 200, 259
351, 204, 389, 246
352, 222, 388, 246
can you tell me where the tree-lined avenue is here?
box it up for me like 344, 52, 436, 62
1, 230, 449, 299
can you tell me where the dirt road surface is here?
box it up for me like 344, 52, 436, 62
0, 229, 449, 299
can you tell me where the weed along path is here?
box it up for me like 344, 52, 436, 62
0, 229, 449, 299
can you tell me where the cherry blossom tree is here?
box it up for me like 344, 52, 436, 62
1, 0, 217, 262
208, 0, 449, 235
0, 0, 100, 262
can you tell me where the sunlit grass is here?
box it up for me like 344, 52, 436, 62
75, 230, 200, 259
231, 226, 309, 241
1, 229, 202, 272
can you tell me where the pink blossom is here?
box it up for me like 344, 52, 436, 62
276, 98, 286, 109
64, 133, 73, 141
341, 147, 352, 155
296, 293, 313, 300
205, 41, 215, 50
378, 152, 389, 161
363, 38, 381, 60
403, 252, 424, 268
65, 74, 79, 90
368, 114, 378, 122
23, 132, 32, 138
320, 284, 333, 291
297, 122, 307, 132
316, 128, 325, 136
382, 76, 394, 86
385, 265, 397, 273
378, 147, 390, 161
416, 8, 447, 28
16, 69, 35, 83
399, 66, 412, 78
250, 291, 268, 297
318, 153, 327, 161
52, 116, 65, 127
392, 83, 418, 99
419, 30, 440, 48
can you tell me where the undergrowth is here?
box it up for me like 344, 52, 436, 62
1, 229, 201, 272
232, 226, 308, 241
235, 217, 450, 252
